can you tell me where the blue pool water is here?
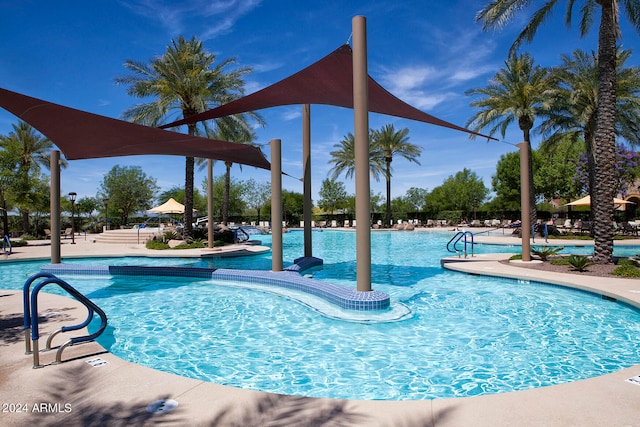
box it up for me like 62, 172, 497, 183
4, 230, 640, 400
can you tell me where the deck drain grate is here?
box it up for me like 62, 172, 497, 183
146, 399, 178, 414
626, 375, 640, 386
86, 357, 108, 367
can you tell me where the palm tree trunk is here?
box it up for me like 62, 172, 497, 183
223, 161, 232, 225
385, 157, 392, 227
1, 198, 9, 238
584, 126, 597, 223
21, 209, 29, 235
591, 2, 617, 264
183, 122, 197, 236
184, 156, 195, 235
522, 129, 537, 227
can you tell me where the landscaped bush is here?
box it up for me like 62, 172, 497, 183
612, 258, 640, 277
214, 230, 234, 244
616, 258, 640, 268
9, 239, 28, 247
146, 240, 169, 250
531, 246, 564, 261
566, 255, 592, 272
173, 240, 206, 249
611, 265, 640, 277
550, 257, 570, 265
163, 231, 179, 241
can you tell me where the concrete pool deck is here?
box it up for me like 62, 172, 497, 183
1, 232, 640, 426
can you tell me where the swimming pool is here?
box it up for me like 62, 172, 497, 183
5, 230, 640, 400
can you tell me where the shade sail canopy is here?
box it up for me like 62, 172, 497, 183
0, 87, 271, 170
149, 198, 186, 214
161, 45, 495, 141
565, 195, 634, 206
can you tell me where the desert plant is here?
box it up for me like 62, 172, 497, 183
163, 231, 179, 241
550, 257, 570, 265
509, 253, 522, 260
611, 265, 640, 277
616, 258, 640, 268
146, 240, 169, 250
531, 245, 564, 261
566, 255, 593, 272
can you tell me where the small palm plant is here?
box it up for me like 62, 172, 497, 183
531, 246, 564, 261
566, 255, 593, 272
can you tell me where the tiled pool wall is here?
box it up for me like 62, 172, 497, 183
40, 264, 390, 311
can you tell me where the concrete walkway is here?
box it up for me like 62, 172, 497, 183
1, 234, 640, 426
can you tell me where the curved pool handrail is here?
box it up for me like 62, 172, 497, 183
26, 273, 108, 367
22, 272, 57, 354
446, 231, 474, 258
234, 227, 251, 242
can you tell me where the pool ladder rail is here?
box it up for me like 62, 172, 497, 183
23, 272, 108, 369
447, 231, 474, 258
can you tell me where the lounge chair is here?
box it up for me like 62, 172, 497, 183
44, 229, 52, 239
62, 228, 73, 238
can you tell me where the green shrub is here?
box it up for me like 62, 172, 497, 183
163, 231, 179, 241
9, 239, 29, 247
616, 258, 640, 268
509, 253, 522, 260
531, 245, 564, 261
146, 240, 169, 250
566, 255, 593, 272
213, 230, 234, 244
214, 240, 225, 247
173, 241, 206, 249
611, 266, 640, 277
550, 257, 570, 265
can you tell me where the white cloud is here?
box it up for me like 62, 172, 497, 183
281, 108, 301, 121
122, 0, 262, 40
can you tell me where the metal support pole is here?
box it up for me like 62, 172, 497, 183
50, 150, 61, 264
518, 142, 531, 261
302, 104, 312, 258
270, 139, 283, 271
353, 15, 372, 292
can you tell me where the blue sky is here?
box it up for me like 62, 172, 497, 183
1, 0, 639, 203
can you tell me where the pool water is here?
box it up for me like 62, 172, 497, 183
4, 230, 640, 400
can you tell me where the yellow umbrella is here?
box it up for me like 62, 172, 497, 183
149, 198, 185, 214
565, 195, 634, 206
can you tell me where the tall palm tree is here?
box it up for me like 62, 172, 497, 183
540, 48, 640, 201
0, 121, 66, 234
208, 116, 257, 225
115, 35, 262, 235
328, 130, 382, 182
476, 0, 640, 263
466, 53, 552, 226
371, 124, 422, 227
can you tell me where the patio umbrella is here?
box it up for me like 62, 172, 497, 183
149, 198, 185, 214
565, 195, 634, 206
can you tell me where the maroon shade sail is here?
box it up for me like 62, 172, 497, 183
0, 87, 271, 170
161, 44, 494, 140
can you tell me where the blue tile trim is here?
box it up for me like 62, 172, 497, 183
39, 264, 391, 311
41, 264, 110, 275
211, 269, 390, 311
109, 265, 216, 278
